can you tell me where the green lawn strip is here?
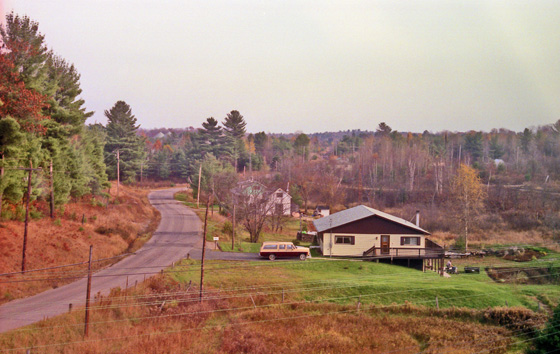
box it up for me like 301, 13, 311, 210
170, 259, 555, 310
219, 242, 261, 253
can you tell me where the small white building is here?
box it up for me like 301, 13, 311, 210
314, 205, 330, 217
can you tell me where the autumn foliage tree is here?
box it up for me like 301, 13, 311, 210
0, 55, 49, 133
452, 164, 486, 250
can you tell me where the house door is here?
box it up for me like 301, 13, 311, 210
381, 235, 390, 254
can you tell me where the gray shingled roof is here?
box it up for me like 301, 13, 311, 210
312, 205, 429, 234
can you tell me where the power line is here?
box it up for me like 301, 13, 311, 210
2, 288, 555, 353
2, 268, 558, 330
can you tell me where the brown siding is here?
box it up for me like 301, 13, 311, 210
328, 215, 428, 235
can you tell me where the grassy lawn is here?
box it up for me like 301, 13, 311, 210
171, 256, 560, 311
173, 189, 560, 310
219, 241, 261, 253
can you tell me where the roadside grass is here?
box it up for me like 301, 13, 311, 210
0, 183, 160, 305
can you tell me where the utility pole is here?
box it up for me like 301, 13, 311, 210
197, 163, 202, 209
0, 154, 4, 217
84, 245, 93, 337
358, 154, 363, 203
21, 160, 41, 272
116, 149, 120, 198
139, 158, 148, 184
329, 219, 333, 258
49, 160, 54, 218
232, 204, 235, 250
199, 197, 210, 303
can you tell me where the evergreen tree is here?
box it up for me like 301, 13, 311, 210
520, 128, 533, 154
254, 131, 268, 154
376, 122, 392, 136
83, 124, 109, 195
0, 55, 49, 133
464, 131, 483, 162
223, 110, 247, 171
198, 117, 226, 158
0, 13, 52, 95
1, 12, 107, 211
489, 135, 504, 159
294, 133, 310, 158
45, 54, 93, 131
104, 101, 146, 182
0, 118, 25, 216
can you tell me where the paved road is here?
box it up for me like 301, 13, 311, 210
0, 188, 202, 333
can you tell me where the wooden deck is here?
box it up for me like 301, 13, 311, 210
362, 247, 444, 259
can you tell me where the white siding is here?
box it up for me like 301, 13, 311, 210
267, 189, 291, 216
321, 233, 425, 257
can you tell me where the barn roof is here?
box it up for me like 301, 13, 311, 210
312, 205, 429, 235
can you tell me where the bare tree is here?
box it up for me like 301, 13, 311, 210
232, 180, 276, 243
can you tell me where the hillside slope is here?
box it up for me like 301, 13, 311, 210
0, 183, 160, 303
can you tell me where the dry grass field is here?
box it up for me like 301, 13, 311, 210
0, 183, 160, 304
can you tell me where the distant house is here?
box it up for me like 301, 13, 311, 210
231, 180, 292, 216
314, 205, 330, 217
312, 205, 443, 266
494, 159, 505, 167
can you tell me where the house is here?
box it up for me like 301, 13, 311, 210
312, 205, 444, 268
269, 188, 292, 216
314, 205, 330, 217
231, 180, 292, 216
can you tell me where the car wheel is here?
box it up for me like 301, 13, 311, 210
268, 254, 276, 261
299, 253, 307, 261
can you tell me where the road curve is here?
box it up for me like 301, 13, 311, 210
0, 188, 201, 333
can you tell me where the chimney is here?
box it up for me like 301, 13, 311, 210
415, 210, 420, 227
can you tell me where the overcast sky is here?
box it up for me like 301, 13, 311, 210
4, 0, 560, 134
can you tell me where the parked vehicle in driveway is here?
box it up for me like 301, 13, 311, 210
259, 241, 311, 261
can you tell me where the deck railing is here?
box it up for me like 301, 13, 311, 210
363, 247, 444, 259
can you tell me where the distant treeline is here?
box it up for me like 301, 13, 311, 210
2, 13, 560, 237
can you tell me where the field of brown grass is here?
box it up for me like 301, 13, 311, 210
0, 183, 160, 304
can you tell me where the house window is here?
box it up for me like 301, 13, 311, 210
276, 192, 283, 198
400, 237, 420, 246
335, 236, 355, 245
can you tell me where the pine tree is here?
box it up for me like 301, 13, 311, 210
0, 55, 50, 133
0, 118, 25, 216
45, 54, 93, 131
0, 13, 52, 95
223, 110, 247, 171
104, 101, 146, 182
198, 117, 226, 158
